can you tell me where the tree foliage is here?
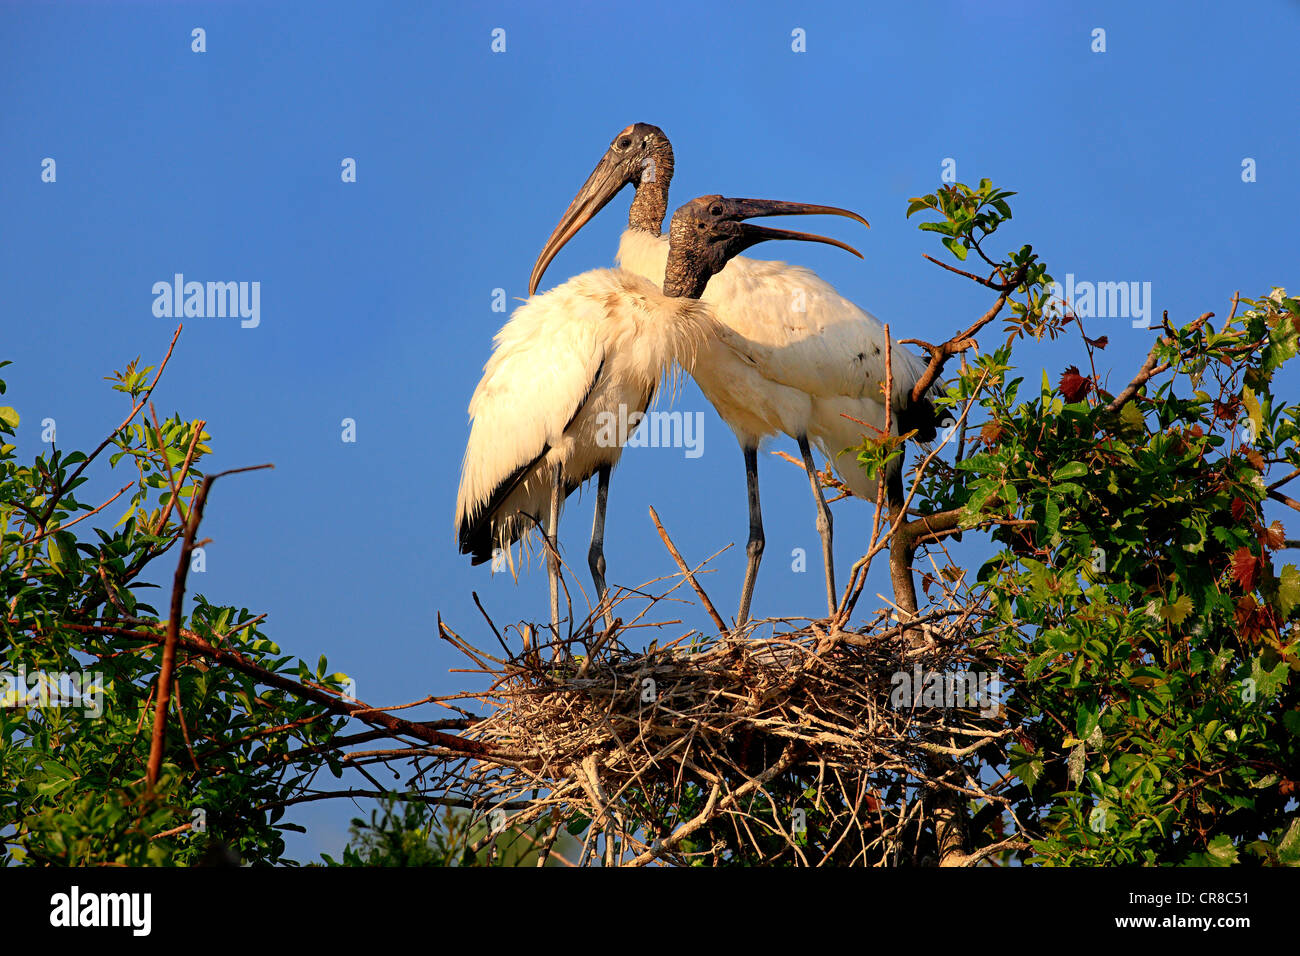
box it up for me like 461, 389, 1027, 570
0, 354, 350, 865
905, 182, 1300, 864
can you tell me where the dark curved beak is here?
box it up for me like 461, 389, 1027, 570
529, 150, 631, 295
730, 198, 869, 231
732, 198, 869, 258
736, 223, 863, 259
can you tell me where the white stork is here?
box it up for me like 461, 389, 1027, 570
529, 123, 940, 625
456, 195, 864, 637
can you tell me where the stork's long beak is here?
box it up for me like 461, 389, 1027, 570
530, 150, 630, 295
731, 198, 869, 231
736, 223, 864, 259
733, 198, 869, 258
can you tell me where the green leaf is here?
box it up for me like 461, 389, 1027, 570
0, 406, 18, 429
1052, 461, 1089, 481
1044, 497, 1060, 536
1242, 386, 1263, 438
1075, 701, 1101, 741
1278, 818, 1300, 866
918, 221, 955, 236
1201, 834, 1239, 866
1278, 564, 1300, 616
1159, 594, 1193, 626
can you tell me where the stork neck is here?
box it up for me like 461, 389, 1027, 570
628, 152, 673, 234
662, 257, 710, 300
628, 179, 668, 234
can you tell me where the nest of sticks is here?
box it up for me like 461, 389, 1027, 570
434, 570, 1014, 867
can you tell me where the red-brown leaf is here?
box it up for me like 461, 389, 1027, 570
1263, 520, 1286, 551
1058, 366, 1092, 403
1213, 400, 1241, 421
1234, 593, 1280, 642
980, 422, 1005, 446
1230, 546, 1260, 591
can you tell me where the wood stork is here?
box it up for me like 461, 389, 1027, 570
456, 195, 864, 637
529, 123, 940, 625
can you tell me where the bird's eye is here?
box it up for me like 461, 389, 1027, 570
618, 137, 632, 149
709, 204, 724, 216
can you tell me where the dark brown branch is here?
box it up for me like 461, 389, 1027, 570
921, 254, 1022, 292
888, 501, 1031, 623
1268, 490, 1300, 514
1267, 468, 1300, 491
147, 463, 274, 795
902, 264, 1026, 404
1107, 312, 1213, 411
56, 618, 499, 759
882, 328, 920, 618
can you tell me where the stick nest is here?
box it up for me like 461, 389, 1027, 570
437, 600, 1011, 866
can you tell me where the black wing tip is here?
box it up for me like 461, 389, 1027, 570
458, 519, 497, 566
898, 394, 941, 443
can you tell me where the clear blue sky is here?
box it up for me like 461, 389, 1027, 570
2, 0, 1296, 860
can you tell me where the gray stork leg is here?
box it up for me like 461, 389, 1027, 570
736, 444, 765, 627
547, 461, 563, 643
798, 435, 836, 617
588, 463, 614, 631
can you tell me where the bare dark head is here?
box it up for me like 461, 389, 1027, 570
662, 195, 869, 299
530, 123, 675, 295
609, 123, 672, 177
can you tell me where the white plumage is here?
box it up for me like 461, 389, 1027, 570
617, 229, 933, 499
455, 268, 710, 566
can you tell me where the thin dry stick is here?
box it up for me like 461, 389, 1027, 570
649, 506, 729, 635
627, 743, 801, 867
148, 404, 206, 534
146, 463, 273, 795
38, 324, 183, 529
20, 482, 133, 547
834, 330, 901, 623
